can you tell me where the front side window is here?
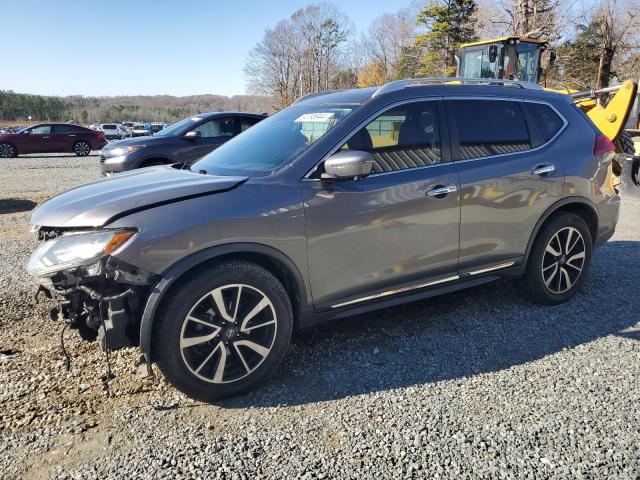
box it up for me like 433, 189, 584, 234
193, 118, 235, 138
30, 125, 51, 135
450, 100, 531, 160
193, 105, 354, 175
341, 102, 441, 173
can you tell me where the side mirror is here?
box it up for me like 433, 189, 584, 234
488, 44, 498, 63
183, 130, 201, 140
322, 150, 373, 180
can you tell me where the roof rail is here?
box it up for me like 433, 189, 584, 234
372, 77, 543, 98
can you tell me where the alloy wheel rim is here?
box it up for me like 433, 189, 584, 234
75, 142, 90, 155
541, 226, 586, 294
179, 284, 277, 384
0, 144, 14, 157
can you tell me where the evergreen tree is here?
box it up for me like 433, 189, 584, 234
414, 0, 478, 77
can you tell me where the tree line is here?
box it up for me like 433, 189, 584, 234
245, 0, 640, 108
0, 91, 273, 124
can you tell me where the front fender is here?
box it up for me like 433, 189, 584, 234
138, 243, 310, 360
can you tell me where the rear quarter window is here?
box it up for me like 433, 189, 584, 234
526, 103, 564, 142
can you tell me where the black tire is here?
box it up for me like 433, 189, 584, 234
519, 213, 593, 305
616, 130, 635, 155
0, 142, 17, 158
153, 261, 293, 402
73, 140, 91, 157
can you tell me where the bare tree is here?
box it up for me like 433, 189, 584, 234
245, 3, 351, 108
362, 8, 418, 81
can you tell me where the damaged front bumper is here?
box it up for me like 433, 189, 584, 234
29, 228, 159, 352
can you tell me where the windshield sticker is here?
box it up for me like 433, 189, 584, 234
295, 112, 335, 123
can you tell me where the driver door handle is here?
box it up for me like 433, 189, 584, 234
426, 184, 457, 197
531, 163, 555, 176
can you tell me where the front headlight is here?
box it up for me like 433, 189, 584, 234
26, 229, 136, 277
107, 145, 144, 157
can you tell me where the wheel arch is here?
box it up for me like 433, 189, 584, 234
524, 196, 599, 264
139, 243, 309, 360
139, 155, 175, 167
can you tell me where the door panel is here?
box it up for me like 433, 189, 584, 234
446, 99, 564, 271
303, 100, 460, 309
26, 125, 55, 153
303, 166, 461, 308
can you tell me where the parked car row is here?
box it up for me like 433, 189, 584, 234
0, 113, 264, 161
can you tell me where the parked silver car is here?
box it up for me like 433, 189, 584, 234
27, 78, 621, 401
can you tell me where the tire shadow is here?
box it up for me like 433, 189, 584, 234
0, 198, 37, 214
223, 240, 640, 408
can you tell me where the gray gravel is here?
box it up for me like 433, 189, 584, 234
1, 154, 639, 479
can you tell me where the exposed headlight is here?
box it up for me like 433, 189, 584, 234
26, 229, 136, 277
106, 145, 144, 157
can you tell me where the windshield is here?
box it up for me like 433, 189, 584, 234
504, 42, 539, 82
153, 117, 200, 137
193, 105, 354, 175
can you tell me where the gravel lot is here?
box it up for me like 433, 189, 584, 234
1, 154, 639, 479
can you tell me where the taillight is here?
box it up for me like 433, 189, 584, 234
97, 131, 105, 139
594, 134, 615, 156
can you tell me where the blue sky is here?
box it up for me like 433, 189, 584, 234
1, 0, 409, 98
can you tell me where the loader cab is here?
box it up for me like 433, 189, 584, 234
457, 37, 549, 83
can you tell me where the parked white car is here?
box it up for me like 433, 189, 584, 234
100, 123, 129, 140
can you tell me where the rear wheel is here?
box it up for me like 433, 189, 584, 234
0, 142, 16, 158
153, 261, 293, 401
616, 130, 635, 155
73, 140, 91, 156
519, 213, 592, 305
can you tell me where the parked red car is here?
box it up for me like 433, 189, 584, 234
0, 123, 107, 158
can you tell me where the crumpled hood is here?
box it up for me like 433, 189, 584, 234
31, 166, 247, 228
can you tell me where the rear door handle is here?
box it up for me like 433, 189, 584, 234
68, 134, 76, 137
42, 136, 50, 139
531, 163, 555, 176
426, 184, 457, 197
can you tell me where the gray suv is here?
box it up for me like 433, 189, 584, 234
27, 79, 621, 401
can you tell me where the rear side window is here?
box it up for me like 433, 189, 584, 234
450, 100, 530, 160
102, 124, 117, 130
53, 125, 74, 133
526, 103, 564, 142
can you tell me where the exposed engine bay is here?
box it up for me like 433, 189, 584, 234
34, 226, 158, 353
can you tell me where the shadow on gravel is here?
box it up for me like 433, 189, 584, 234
222, 240, 640, 408
0, 198, 37, 214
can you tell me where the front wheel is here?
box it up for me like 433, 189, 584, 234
0, 142, 16, 158
519, 213, 592, 305
73, 140, 91, 156
153, 261, 293, 401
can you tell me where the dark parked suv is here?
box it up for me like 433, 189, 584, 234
27, 79, 621, 401
99, 112, 266, 175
